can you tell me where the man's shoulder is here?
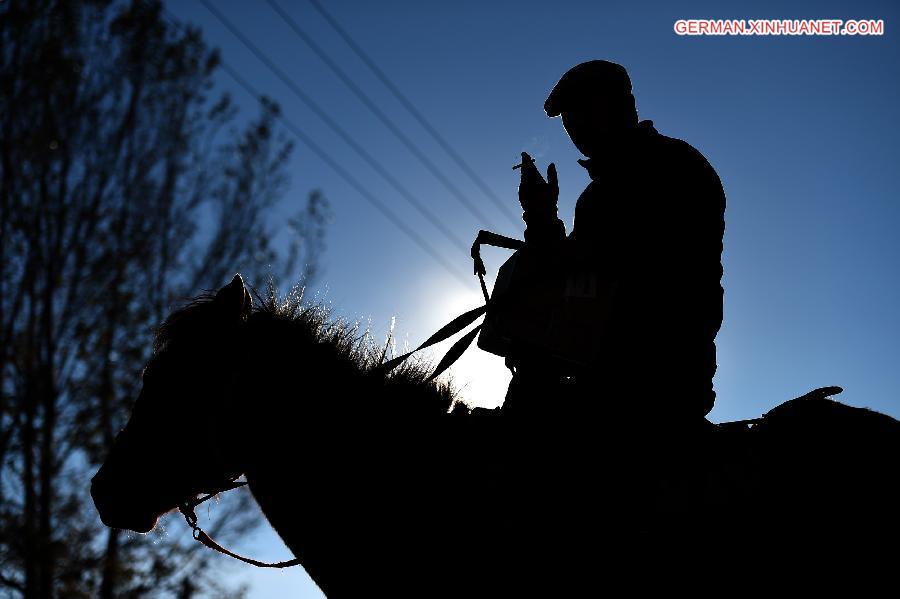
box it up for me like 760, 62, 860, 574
648, 130, 722, 189
651, 131, 713, 168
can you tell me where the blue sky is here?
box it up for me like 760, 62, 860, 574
161, 1, 898, 595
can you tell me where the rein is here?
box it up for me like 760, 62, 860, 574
173, 222, 845, 570
175, 233, 515, 568
376, 230, 523, 378
179, 480, 302, 569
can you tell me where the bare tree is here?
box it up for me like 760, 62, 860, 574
0, 1, 328, 597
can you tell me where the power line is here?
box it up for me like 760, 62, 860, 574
264, 0, 499, 230
307, 0, 522, 229
159, 5, 472, 288
218, 63, 471, 288
198, 0, 471, 258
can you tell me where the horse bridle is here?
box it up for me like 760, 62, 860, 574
178, 479, 302, 569
176, 366, 302, 568
174, 234, 544, 567
174, 232, 511, 567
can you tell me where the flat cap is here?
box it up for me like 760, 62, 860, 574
544, 60, 632, 117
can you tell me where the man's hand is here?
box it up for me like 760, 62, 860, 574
518, 151, 559, 213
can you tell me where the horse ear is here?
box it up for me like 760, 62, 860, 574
215, 274, 251, 320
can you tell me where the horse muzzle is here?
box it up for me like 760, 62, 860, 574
91, 464, 160, 533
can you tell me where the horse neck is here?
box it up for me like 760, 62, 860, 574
227, 332, 389, 594
227, 315, 388, 465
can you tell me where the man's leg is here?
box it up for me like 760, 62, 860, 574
501, 359, 566, 418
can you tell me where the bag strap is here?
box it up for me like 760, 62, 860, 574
471, 230, 524, 302
378, 231, 525, 380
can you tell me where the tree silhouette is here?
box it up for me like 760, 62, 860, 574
0, 1, 328, 596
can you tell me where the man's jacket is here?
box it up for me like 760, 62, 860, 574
526, 120, 725, 419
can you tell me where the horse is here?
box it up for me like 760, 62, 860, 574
92, 275, 900, 595
91, 275, 508, 596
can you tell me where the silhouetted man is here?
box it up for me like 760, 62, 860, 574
508, 60, 725, 428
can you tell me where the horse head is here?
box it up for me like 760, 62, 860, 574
91, 274, 252, 533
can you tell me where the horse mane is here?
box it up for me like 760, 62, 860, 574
249, 286, 467, 417
154, 284, 467, 417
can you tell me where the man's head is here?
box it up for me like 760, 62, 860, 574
544, 60, 638, 158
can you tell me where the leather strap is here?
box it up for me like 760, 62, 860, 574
193, 527, 302, 569
179, 481, 302, 568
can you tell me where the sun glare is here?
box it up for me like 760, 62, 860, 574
416, 277, 512, 409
